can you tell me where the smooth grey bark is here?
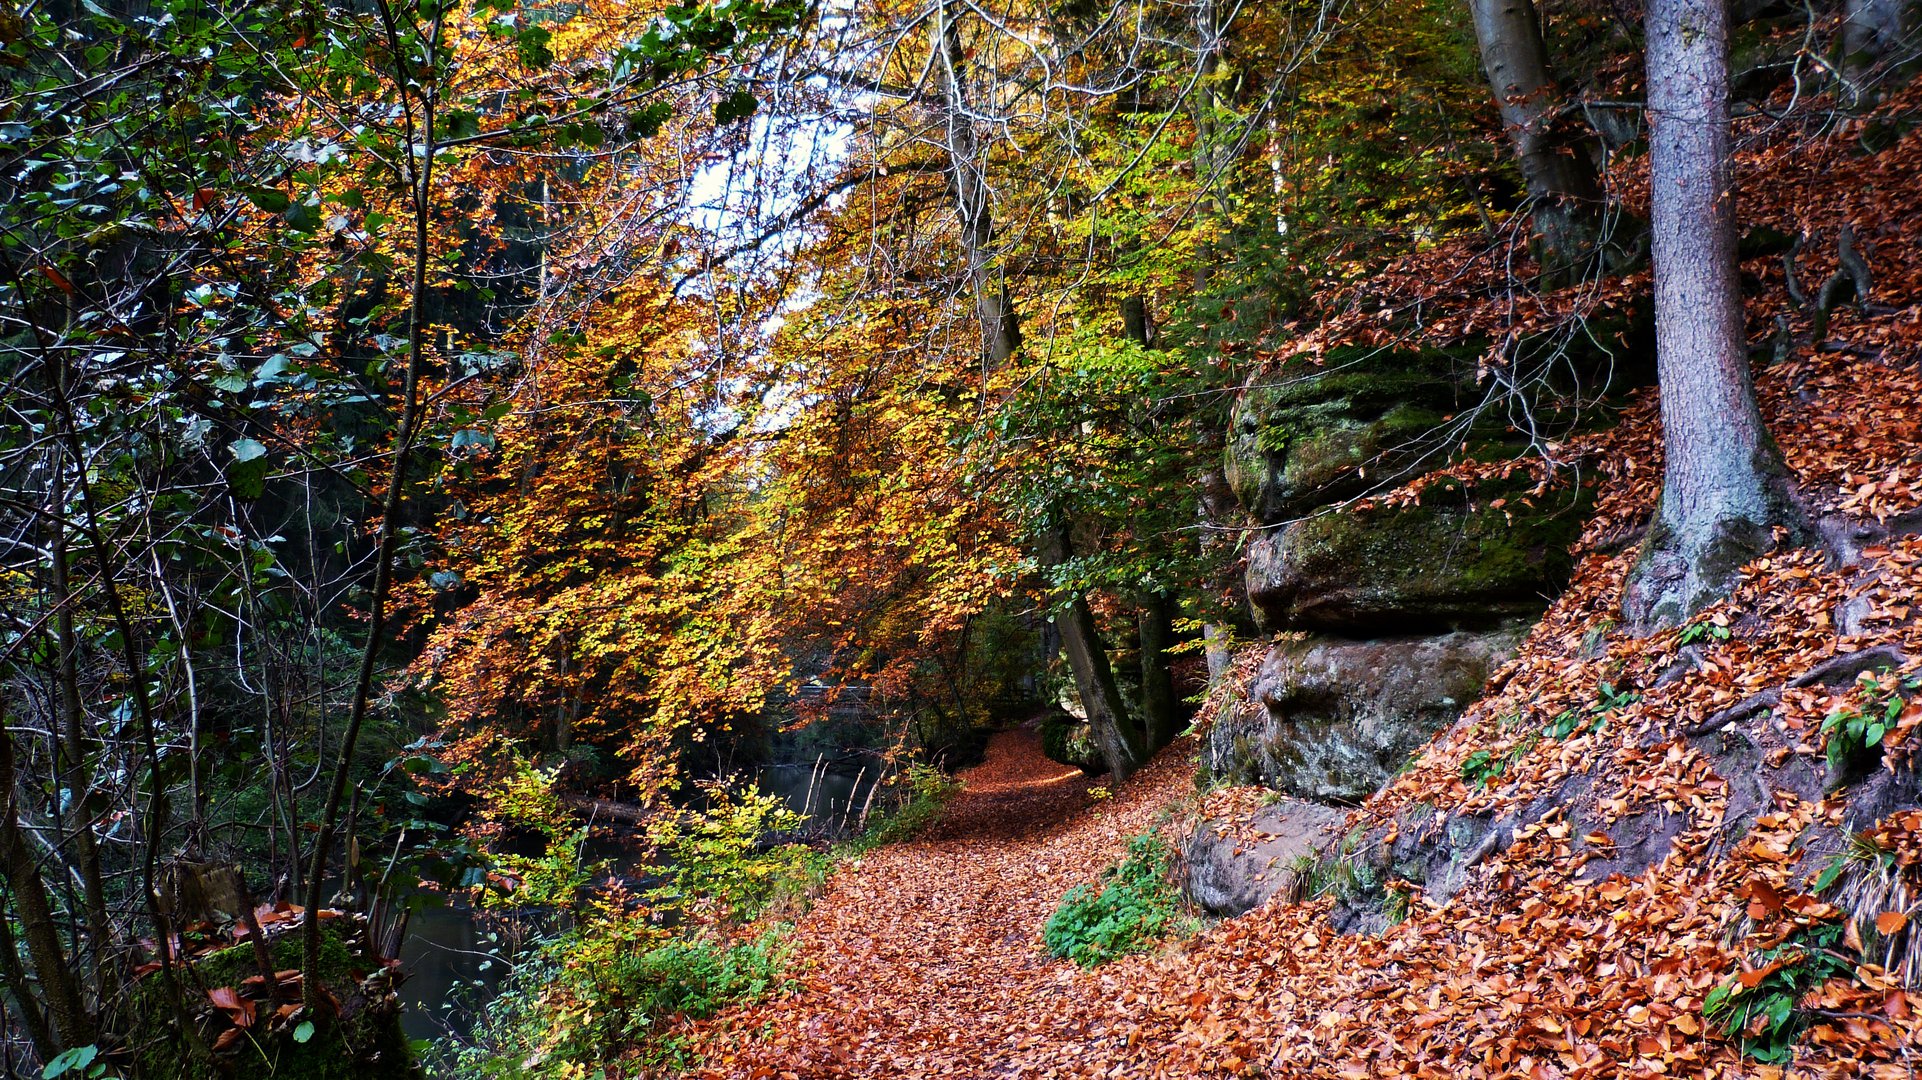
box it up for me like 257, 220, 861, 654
1041, 527, 1142, 780
936, 0, 1019, 365
1467, 0, 1605, 280
1625, 0, 1804, 632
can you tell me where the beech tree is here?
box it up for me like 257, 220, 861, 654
1467, 0, 1605, 281
1624, 0, 1805, 630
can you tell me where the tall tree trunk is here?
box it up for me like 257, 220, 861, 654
1626, 0, 1804, 631
1041, 528, 1141, 780
0, 716, 93, 1051
1135, 592, 1181, 750
934, 0, 1137, 774
1189, 13, 1239, 687
50, 512, 113, 995
1467, 0, 1605, 281
936, 0, 1018, 365
1120, 294, 1180, 751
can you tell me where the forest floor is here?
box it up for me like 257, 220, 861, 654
684, 727, 1197, 1078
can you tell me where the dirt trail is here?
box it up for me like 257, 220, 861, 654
691, 728, 1193, 1078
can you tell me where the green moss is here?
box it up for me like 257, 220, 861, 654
128, 922, 415, 1080
1255, 475, 1593, 631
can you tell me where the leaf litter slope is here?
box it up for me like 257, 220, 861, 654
691, 728, 1196, 1078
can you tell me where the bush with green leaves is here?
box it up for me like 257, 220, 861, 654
1821, 672, 1918, 780
1044, 835, 1185, 967
1702, 923, 1854, 1063
441, 921, 793, 1077
647, 781, 813, 924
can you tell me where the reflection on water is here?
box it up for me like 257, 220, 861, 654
398, 762, 886, 1042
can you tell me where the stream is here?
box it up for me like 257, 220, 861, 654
397, 762, 886, 1042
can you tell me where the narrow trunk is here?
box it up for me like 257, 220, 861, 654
0, 717, 92, 1050
1041, 528, 1140, 780
1120, 294, 1179, 751
1135, 592, 1181, 749
936, 0, 1018, 364
1626, 0, 1804, 631
1468, 0, 1605, 281
51, 516, 112, 993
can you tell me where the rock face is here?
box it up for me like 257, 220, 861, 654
1184, 799, 1349, 916
1204, 630, 1525, 801
1224, 346, 1474, 523
1207, 329, 1637, 805
1246, 484, 1590, 634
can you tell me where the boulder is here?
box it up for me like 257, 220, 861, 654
1038, 711, 1105, 774
1246, 481, 1591, 634
1203, 629, 1524, 802
1184, 798, 1349, 916
1224, 346, 1474, 522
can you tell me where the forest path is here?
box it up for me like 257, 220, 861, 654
690, 728, 1195, 1078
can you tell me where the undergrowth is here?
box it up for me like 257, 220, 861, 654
429, 761, 959, 1077
1702, 923, 1855, 1064
1043, 834, 1190, 967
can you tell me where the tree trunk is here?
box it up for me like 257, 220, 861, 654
1119, 294, 1180, 751
50, 504, 113, 991
0, 716, 93, 1051
1468, 0, 1605, 281
1135, 592, 1181, 750
1040, 528, 1140, 780
1625, 0, 1804, 631
934, 1, 1138, 774
936, 0, 1019, 365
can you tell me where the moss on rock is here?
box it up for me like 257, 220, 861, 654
1247, 476, 1593, 634
1039, 712, 1106, 775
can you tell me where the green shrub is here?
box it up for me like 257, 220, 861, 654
647, 782, 811, 924
1702, 923, 1854, 1063
854, 763, 958, 850
1043, 835, 1185, 967
442, 922, 793, 1077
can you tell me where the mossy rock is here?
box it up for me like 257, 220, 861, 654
1225, 344, 1480, 521
1202, 629, 1524, 802
127, 919, 416, 1080
1039, 712, 1104, 775
1225, 313, 1652, 524
1246, 476, 1593, 634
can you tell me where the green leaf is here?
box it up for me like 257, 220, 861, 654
627, 102, 673, 139
244, 187, 291, 213
442, 110, 482, 140
229, 438, 267, 462
42, 1046, 96, 1079
293, 1019, 315, 1044
286, 199, 322, 233
714, 89, 758, 125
